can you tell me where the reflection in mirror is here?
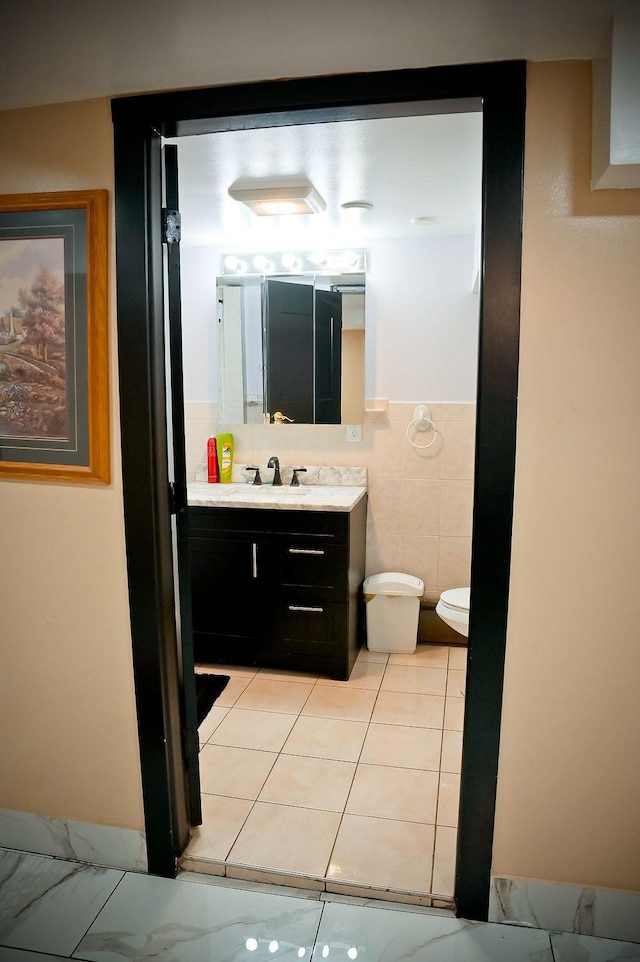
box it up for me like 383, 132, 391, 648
216, 272, 365, 425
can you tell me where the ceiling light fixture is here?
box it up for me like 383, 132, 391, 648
228, 178, 326, 216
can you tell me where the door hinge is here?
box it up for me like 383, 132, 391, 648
162, 208, 181, 245
182, 728, 199, 760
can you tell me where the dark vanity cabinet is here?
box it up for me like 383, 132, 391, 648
187, 496, 367, 680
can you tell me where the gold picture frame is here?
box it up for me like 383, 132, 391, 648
0, 189, 109, 483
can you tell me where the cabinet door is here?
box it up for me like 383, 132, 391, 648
189, 535, 267, 665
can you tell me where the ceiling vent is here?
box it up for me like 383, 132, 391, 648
592, 15, 640, 189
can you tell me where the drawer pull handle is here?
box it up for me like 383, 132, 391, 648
288, 548, 325, 556
252, 542, 258, 578
288, 605, 324, 613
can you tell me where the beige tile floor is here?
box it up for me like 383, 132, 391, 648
183, 642, 467, 906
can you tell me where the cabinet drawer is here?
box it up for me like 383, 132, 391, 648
277, 539, 347, 599
274, 600, 347, 657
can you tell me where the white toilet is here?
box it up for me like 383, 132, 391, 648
436, 586, 471, 637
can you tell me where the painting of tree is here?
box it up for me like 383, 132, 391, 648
0, 238, 67, 440
19, 267, 65, 363
0, 188, 109, 483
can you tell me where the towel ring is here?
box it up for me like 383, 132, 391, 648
406, 404, 439, 449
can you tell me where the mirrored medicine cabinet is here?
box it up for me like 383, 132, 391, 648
216, 271, 365, 426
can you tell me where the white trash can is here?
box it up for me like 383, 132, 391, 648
363, 572, 424, 653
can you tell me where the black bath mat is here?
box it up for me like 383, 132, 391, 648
195, 673, 230, 726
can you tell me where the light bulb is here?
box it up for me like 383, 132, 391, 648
280, 252, 300, 270
268, 940, 279, 953
245, 937, 258, 951
224, 255, 239, 270
348, 949, 358, 960
252, 255, 273, 272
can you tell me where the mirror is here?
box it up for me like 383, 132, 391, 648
216, 271, 365, 425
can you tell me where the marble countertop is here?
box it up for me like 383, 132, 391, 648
187, 481, 367, 512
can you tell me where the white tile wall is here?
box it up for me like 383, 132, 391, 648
185, 400, 475, 599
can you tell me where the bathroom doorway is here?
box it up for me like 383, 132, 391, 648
168, 108, 482, 902
111, 61, 525, 920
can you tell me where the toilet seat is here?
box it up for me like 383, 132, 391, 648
435, 586, 470, 637
439, 587, 470, 613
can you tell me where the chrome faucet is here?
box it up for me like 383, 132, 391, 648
267, 455, 282, 486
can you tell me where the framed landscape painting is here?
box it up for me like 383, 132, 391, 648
0, 189, 109, 483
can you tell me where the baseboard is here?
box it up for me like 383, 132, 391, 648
489, 875, 640, 944
0, 808, 147, 873
418, 605, 466, 645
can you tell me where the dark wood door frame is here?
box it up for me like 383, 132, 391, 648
111, 61, 525, 919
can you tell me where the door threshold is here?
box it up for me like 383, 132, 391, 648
179, 853, 455, 910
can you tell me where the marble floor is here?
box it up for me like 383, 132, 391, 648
1, 847, 639, 961
186, 641, 466, 903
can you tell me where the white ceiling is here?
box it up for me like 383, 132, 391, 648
4, 0, 634, 252
169, 112, 484, 249
2, 0, 636, 113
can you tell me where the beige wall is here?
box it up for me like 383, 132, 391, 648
2, 60, 640, 897
0, 99, 144, 830
493, 61, 640, 891
341, 328, 365, 425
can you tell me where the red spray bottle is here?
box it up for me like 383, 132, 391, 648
207, 436, 220, 483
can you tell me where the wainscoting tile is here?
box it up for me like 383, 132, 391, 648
490, 877, 640, 943
0, 809, 146, 872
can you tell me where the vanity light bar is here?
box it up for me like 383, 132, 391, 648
221, 249, 367, 277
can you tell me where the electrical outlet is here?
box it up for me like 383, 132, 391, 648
346, 424, 362, 442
